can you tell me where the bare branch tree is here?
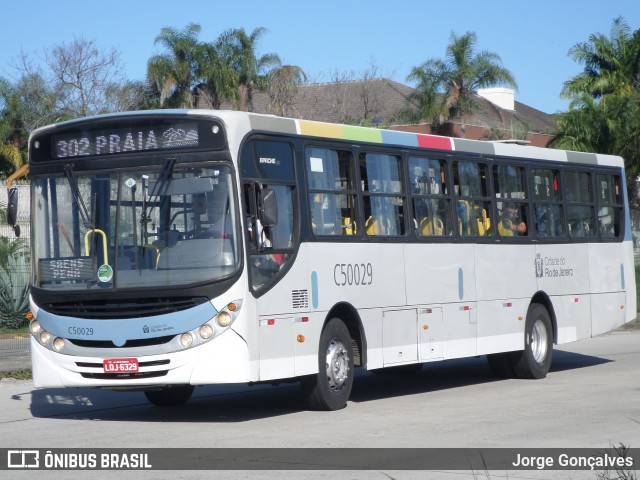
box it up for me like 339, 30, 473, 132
45, 37, 125, 117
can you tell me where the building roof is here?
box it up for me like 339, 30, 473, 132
243, 77, 556, 139
250, 78, 414, 126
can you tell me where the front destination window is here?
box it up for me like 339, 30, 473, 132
32, 163, 239, 290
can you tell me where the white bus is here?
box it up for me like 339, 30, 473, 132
8, 109, 635, 410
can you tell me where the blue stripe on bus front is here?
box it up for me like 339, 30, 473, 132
458, 268, 464, 300
36, 301, 218, 344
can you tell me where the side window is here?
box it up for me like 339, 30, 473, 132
494, 164, 529, 237
408, 156, 452, 237
564, 171, 594, 239
242, 140, 297, 292
360, 152, 405, 236
306, 147, 357, 236
596, 173, 623, 238
453, 161, 492, 237
244, 182, 295, 291
532, 168, 564, 239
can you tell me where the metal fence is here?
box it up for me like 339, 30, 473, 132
0, 181, 31, 364
0, 264, 30, 359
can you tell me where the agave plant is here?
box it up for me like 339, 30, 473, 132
0, 236, 30, 330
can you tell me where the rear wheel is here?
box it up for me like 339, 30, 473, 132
144, 385, 194, 406
513, 303, 553, 379
302, 318, 354, 411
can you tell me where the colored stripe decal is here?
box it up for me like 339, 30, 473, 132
298, 120, 343, 139
381, 130, 418, 147
417, 134, 453, 150
297, 120, 453, 151
249, 115, 297, 134
342, 125, 382, 143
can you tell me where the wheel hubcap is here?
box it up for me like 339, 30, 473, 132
325, 337, 349, 392
530, 319, 548, 364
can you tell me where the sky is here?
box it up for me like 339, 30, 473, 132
1, 0, 639, 115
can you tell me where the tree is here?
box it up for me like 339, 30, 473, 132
193, 41, 238, 109
562, 17, 640, 99
147, 23, 202, 108
267, 65, 307, 117
550, 17, 640, 199
219, 27, 281, 111
406, 31, 517, 136
45, 37, 125, 118
105, 80, 161, 112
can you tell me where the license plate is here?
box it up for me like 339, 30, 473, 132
103, 358, 139, 373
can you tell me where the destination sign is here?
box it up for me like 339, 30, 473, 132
51, 122, 199, 159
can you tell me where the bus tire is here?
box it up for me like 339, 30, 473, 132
302, 318, 354, 411
144, 385, 194, 406
486, 352, 516, 378
513, 303, 553, 379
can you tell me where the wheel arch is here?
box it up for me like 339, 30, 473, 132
530, 291, 558, 344
325, 302, 366, 367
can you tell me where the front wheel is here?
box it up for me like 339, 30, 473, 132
301, 318, 354, 411
513, 303, 553, 379
144, 385, 194, 406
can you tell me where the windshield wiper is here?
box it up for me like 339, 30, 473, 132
64, 164, 94, 228
140, 156, 177, 242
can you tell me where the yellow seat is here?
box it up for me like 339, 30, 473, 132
477, 209, 491, 236
342, 217, 355, 235
498, 219, 515, 237
420, 217, 444, 236
366, 216, 387, 235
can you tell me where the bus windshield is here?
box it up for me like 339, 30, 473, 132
32, 162, 239, 290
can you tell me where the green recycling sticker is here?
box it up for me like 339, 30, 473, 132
98, 264, 113, 283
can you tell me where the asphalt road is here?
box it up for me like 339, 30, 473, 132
1, 330, 639, 480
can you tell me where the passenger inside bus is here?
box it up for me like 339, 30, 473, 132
499, 203, 527, 236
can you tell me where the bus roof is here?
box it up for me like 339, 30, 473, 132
31, 109, 625, 169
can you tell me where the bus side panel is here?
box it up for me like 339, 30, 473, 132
404, 244, 476, 305
476, 299, 528, 355
535, 244, 590, 295
551, 294, 591, 344
535, 243, 592, 343
474, 244, 537, 301
588, 242, 634, 334
474, 244, 534, 356
304, 243, 407, 311
405, 244, 477, 360
590, 292, 626, 337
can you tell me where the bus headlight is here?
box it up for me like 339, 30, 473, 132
199, 324, 214, 340
30, 320, 42, 335
52, 338, 65, 352
39, 331, 52, 344
180, 333, 194, 348
216, 311, 232, 327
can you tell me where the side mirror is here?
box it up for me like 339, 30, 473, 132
7, 187, 18, 226
260, 188, 278, 227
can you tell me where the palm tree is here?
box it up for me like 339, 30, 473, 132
407, 31, 517, 137
551, 17, 640, 199
406, 64, 449, 127
561, 17, 640, 99
218, 27, 281, 111
268, 65, 307, 117
0, 78, 28, 178
147, 23, 202, 108
193, 42, 238, 109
